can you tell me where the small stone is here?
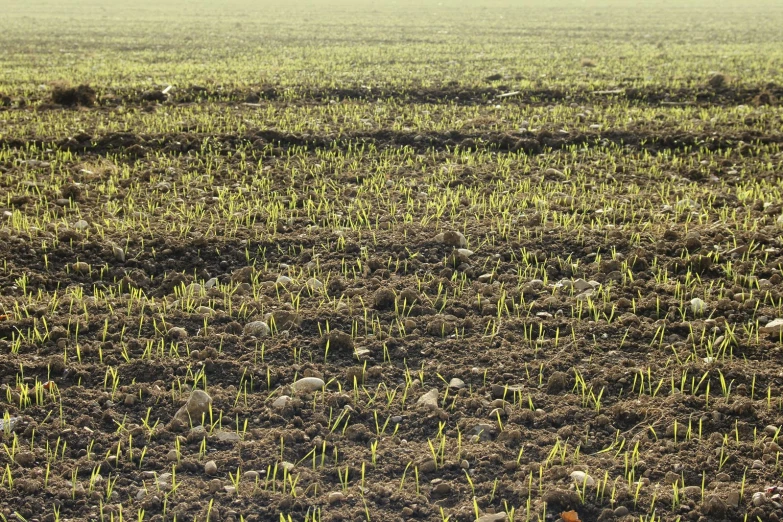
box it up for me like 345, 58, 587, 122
416, 389, 439, 409
460, 460, 470, 469
74, 219, 89, 230
216, 431, 241, 442
173, 389, 212, 426
306, 277, 323, 290
0, 416, 18, 432
760, 319, 783, 336
613, 506, 629, 517
291, 377, 325, 394
243, 321, 270, 337
276, 275, 293, 285
166, 450, 178, 462
690, 298, 707, 315
573, 278, 592, 292
112, 245, 125, 262
467, 424, 494, 442
448, 378, 465, 390
477, 512, 508, 522
328, 492, 345, 504
702, 495, 726, 517
272, 396, 291, 409
434, 230, 467, 248
156, 473, 172, 488
244, 470, 260, 482
205, 460, 218, 475
752, 491, 766, 507
664, 471, 680, 485
432, 482, 452, 495
752, 459, 764, 469
570, 470, 595, 487
488, 407, 506, 419
764, 425, 781, 437
72, 261, 91, 273
224, 485, 236, 494
208, 479, 222, 493
727, 491, 741, 507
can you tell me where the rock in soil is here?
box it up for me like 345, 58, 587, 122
291, 377, 325, 393
477, 514, 508, 522
173, 389, 212, 426
434, 230, 467, 248
416, 388, 439, 409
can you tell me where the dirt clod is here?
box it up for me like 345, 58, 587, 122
51, 83, 96, 106
546, 371, 570, 394
320, 329, 354, 353
374, 287, 397, 309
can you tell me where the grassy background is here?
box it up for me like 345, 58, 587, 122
2, 0, 782, 96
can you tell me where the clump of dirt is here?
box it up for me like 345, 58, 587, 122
753, 89, 777, 106
580, 58, 596, 67
51, 83, 96, 106
319, 329, 355, 353
707, 73, 730, 90
60, 182, 83, 201
374, 287, 397, 309
141, 89, 167, 102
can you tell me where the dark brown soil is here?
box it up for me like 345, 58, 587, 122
10, 84, 780, 109
1, 85, 783, 522
2, 127, 782, 162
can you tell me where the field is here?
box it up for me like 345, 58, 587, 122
2, 0, 783, 521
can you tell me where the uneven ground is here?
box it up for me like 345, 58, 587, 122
2, 1, 783, 521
